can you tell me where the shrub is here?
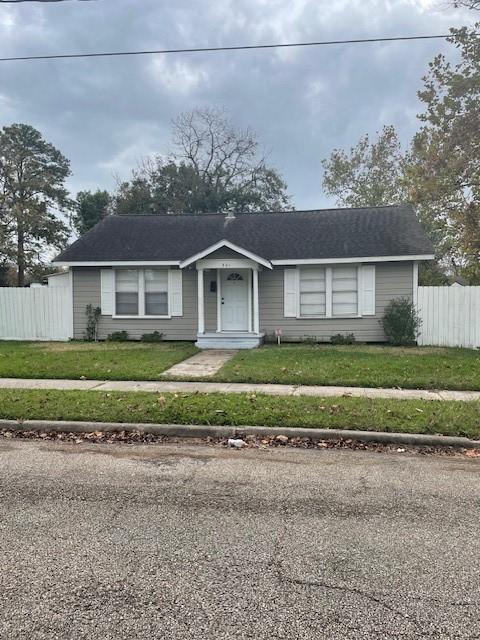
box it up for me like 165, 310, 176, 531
107, 330, 129, 342
381, 297, 421, 346
141, 331, 164, 343
84, 305, 101, 341
330, 333, 356, 345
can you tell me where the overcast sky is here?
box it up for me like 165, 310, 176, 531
0, 0, 474, 210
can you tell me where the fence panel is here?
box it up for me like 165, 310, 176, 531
417, 286, 480, 348
0, 287, 72, 341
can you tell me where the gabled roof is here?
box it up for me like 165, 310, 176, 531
179, 240, 273, 269
54, 204, 434, 265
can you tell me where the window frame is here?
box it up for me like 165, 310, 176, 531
114, 268, 141, 317
331, 265, 359, 318
298, 266, 327, 318
113, 268, 171, 319
297, 265, 361, 319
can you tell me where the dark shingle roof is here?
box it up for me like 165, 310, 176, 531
55, 204, 433, 263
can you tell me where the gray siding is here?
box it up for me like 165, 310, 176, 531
258, 262, 413, 342
72, 262, 413, 342
204, 270, 217, 332
72, 267, 198, 340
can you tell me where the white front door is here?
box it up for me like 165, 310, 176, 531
221, 270, 249, 331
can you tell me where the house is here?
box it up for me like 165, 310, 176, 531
53, 204, 434, 348
46, 271, 70, 288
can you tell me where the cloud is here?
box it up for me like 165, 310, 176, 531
148, 58, 209, 95
0, 93, 15, 122
0, 7, 15, 30
0, 0, 472, 208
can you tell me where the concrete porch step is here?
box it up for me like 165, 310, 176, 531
196, 332, 264, 350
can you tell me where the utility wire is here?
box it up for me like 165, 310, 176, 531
0, 1, 96, 3
0, 32, 478, 63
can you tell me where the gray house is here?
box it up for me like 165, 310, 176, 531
54, 204, 434, 348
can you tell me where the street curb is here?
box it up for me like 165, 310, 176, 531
0, 419, 479, 449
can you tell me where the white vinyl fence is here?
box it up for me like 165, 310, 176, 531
0, 286, 72, 341
417, 286, 480, 349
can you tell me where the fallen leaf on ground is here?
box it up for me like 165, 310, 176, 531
465, 449, 480, 458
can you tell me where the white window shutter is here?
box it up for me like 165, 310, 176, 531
169, 269, 183, 316
360, 265, 376, 315
284, 268, 298, 317
100, 269, 114, 315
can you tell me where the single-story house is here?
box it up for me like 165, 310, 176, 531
53, 204, 434, 348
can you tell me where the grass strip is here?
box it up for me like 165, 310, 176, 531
0, 389, 478, 439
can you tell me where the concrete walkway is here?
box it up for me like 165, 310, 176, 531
0, 377, 478, 401
160, 350, 237, 378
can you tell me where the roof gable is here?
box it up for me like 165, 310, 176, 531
179, 240, 272, 269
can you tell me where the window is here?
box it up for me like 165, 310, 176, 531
298, 266, 358, 317
299, 267, 326, 316
226, 272, 244, 281
115, 269, 139, 316
332, 266, 358, 316
145, 269, 168, 316
115, 268, 169, 316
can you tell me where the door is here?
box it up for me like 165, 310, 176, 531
221, 270, 249, 331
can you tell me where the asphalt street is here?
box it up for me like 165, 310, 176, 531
0, 439, 478, 639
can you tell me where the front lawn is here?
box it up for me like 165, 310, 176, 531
215, 344, 480, 391
0, 341, 198, 380
0, 389, 479, 438
1, 342, 479, 392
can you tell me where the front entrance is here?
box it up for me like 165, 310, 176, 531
195, 258, 263, 348
221, 270, 249, 331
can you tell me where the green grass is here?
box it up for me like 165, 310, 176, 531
0, 389, 479, 439
1, 342, 479, 392
0, 341, 198, 380
215, 344, 480, 391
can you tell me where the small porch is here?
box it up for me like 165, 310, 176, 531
191, 257, 265, 349
196, 331, 264, 349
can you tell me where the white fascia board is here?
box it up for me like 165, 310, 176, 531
180, 240, 272, 269
47, 269, 70, 277
52, 260, 181, 267
271, 254, 435, 266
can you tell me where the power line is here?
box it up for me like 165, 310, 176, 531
0, 32, 478, 63
0, 1, 96, 3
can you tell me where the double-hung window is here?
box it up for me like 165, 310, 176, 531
298, 266, 359, 317
144, 269, 169, 316
115, 268, 169, 317
115, 269, 139, 316
332, 266, 358, 316
299, 268, 326, 316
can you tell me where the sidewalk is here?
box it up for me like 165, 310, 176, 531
0, 377, 478, 401
161, 350, 237, 378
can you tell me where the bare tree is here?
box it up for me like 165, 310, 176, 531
114, 108, 291, 214
448, 1, 480, 8
171, 107, 272, 201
